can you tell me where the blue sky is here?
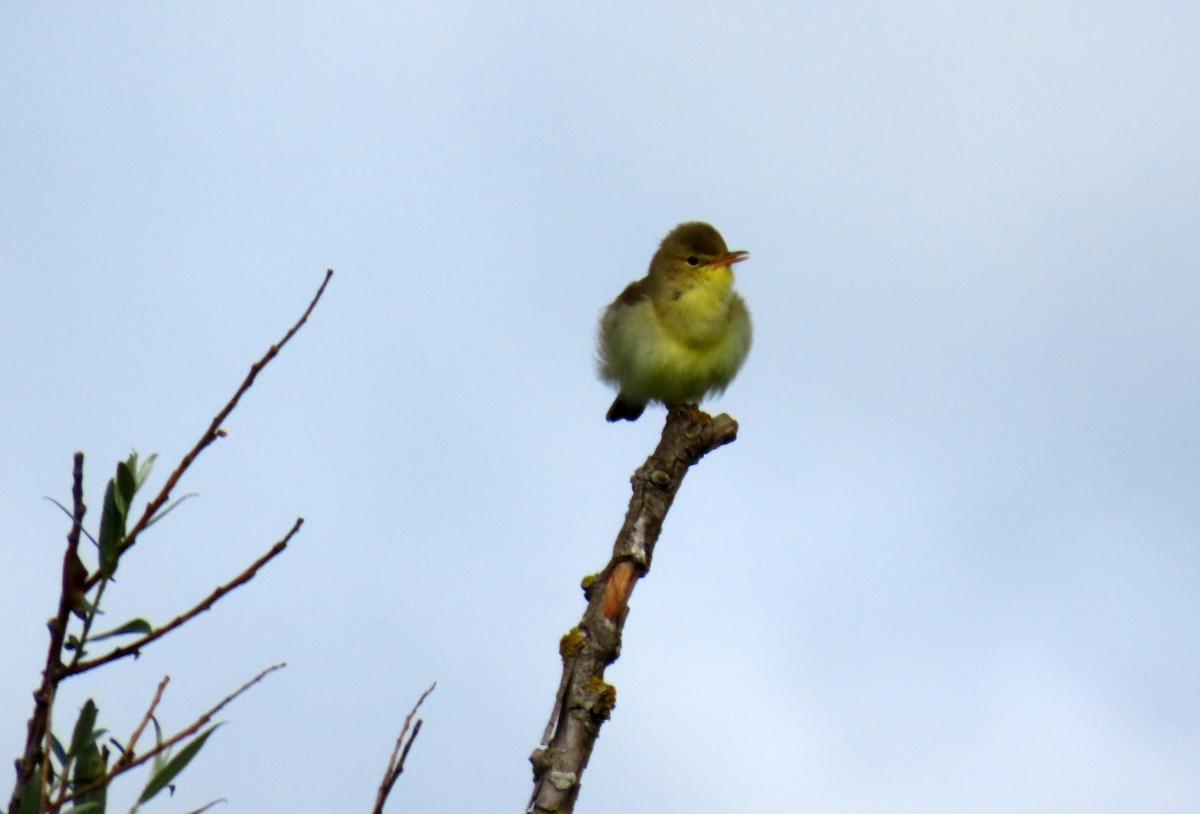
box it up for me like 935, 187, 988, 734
3, 3, 1198, 812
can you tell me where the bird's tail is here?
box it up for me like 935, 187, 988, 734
606, 395, 645, 422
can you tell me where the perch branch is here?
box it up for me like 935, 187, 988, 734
527, 405, 738, 813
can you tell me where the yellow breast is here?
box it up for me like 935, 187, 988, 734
654, 266, 736, 349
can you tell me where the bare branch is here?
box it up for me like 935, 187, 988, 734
66, 519, 302, 677
9, 452, 87, 814
113, 675, 171, 772
373, 683, 436, 814
528, 405, 738, 814
85, 268, 333, 589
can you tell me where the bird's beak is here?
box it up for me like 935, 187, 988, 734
711, 250, 750, 267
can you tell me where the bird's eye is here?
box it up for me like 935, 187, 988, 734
686, 256, 700, 267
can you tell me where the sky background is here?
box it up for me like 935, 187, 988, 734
3, 2, 1198, 812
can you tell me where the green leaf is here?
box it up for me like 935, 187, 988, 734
148, 717, 167, 775
138, 725, 222, 804
108, 736, 126, 759
17, 765, 42, 814
72, 738, 106, 783
115, 459, 137, 516
135, 452, 157, 490
72, 710, 108, 814
62, 802, 105, 814
97, 479, 124, 578
145, 492, 198, 530
90, 618, 153, 642
51, 734, 69, 768
69, 700, 100, 759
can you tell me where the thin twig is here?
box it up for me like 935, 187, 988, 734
66, 574, 110, 671
83, 268, 333, 590
113, 675, 171, 771
67, 520, 302, 677
372, 682, 436, 814
53, 664, 286, 812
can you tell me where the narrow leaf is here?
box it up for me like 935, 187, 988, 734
149, 717, 168, 775
97, 479, 123, 578
72, 717, 108, 814
69, 700, 99, 759
51, 734, 69, 768
108, 736, 126, 757
90, 618, 153, 642
135, 452, 157, 489
115, 459, 137, 515
144, 492, 199, 530
138, 725, 222, 804
44, 496, 101, 547
180, 799, 227, 814
17, 765, 42, 814
62, 802, 104, 814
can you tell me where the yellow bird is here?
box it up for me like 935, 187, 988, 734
598, 222, 752, 422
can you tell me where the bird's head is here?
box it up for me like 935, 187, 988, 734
649, 221, 749, 281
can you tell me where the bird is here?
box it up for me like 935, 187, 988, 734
597, 221, 752, 422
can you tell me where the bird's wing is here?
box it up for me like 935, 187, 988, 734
612, 278, 654, 308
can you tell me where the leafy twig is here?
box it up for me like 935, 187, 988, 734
53, 664, 286, 812
10, 271, 332, 814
